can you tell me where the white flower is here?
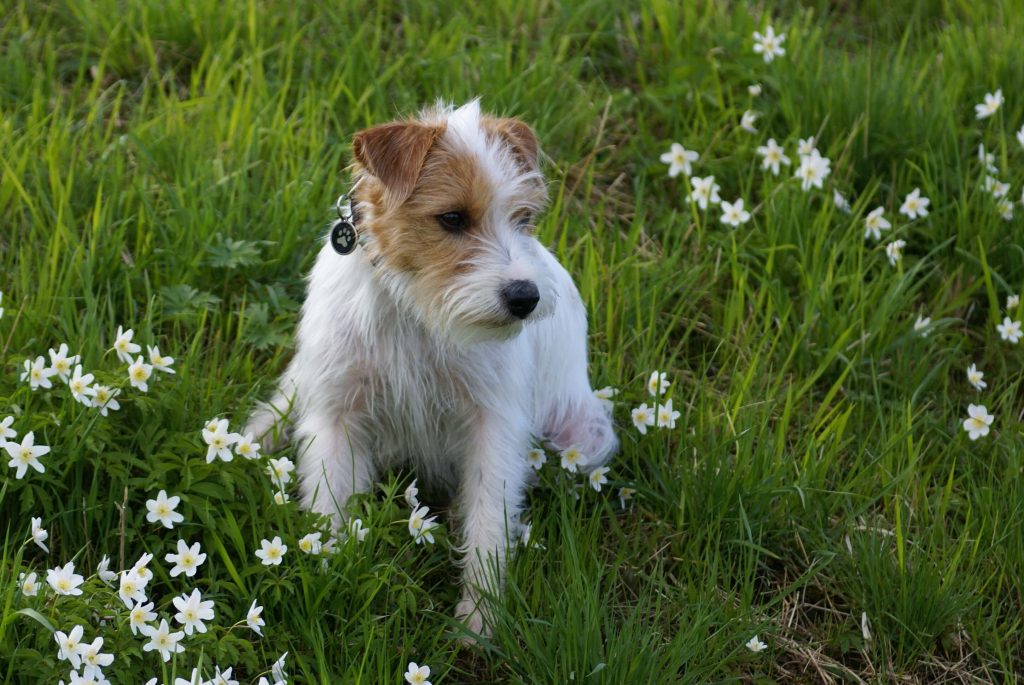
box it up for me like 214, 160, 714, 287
656, 399, 680, 429
863, 207, 891, 240
975, 89, 1003, 119
0, 415, 15, 446
273, 490, 290, 505
687, 175, 722, 210
797, 137, 816, 157
1018, 125, 1024, 149
593, 385, 618, 412
55, 625, 85, 668
899, 188, 930, 219
618, 487, 636, 508
588, 466, 610, 492
234, 431, 261, 459
885, 239, 906, 266
997, 316, 1022, 343
247, 599, 265, 636
145, 490, 184, 529
0, 290, 3, 319
173, 587, 215, 635
211, 666, 238, 685
997, 198, 1013, 221
68, 365, 97, 407
203, 418, 239, 463
659, 143, 699, 178
147, 345, 175, 374
271, 652, 288, 683
752, 26, 786, 62
756, 138, 790, 175
833, 189, 851, 213
526, 448, 547, 470
47, 562, 85, 596
559, 444, 585, 473
404, 479, 420, 508
19, 571, 39, 596
720, 198, 752, 227
795, 149, 831, 191
745, 635, 768, 653
985, 176, 1009, 198
647, 370, 670, 396
111, 326, 141, 364
298, 532, 323, 554
405, 662, 432, 685
166, 539, 206, 578
914, 315, 931, 336
79, 636, 114, 677
30, 516, 49, 553
140, 619, 185, 662
979, 144, 998, 173
740, 110, 758, 133
118, 570, 147, 609
21, 356, 57, 390
6, 431, 50, 479
966, 364, 986, 391
1008, 294, 1020, 309
129, 601, 157, 636
631, 404, 655, 435
91, 386, 121, 416
963, 404, 994, 440
127, 356, 153, 392
256, 536, 288, 566
348, 518, 369, 542
174, 668, 204, 685
267, 456, 295, 487
48, 343, 80, 382
748, 83, 762, 97
408, 506, 439, 545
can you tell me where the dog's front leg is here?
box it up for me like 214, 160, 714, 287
453, 409, 530, 638
294, 410, 374, 531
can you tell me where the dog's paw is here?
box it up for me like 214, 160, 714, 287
454, 596, 490, 643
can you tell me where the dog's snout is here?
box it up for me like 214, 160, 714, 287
502, 280, 540, 319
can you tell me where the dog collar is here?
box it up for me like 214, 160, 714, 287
329, 192, 361, 255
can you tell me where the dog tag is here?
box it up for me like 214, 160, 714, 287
330, 219, 357, 255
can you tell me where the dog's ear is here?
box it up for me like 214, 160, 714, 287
486, 117, 540, 173
352, 122, 443, 207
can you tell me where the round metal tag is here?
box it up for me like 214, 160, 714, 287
330, 219, 357, 255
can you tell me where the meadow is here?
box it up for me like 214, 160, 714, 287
2, 1, 1024, 682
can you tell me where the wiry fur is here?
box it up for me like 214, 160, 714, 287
245, 100, 618, 636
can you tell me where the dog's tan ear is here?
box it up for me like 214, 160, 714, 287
487, 117, 540, 172
352, 122, 443, 207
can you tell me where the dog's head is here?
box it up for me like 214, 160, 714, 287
349, 100, 555, 343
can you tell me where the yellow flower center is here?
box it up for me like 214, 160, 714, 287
57, 360, 69, 372
57, 579, 70, 591
31, 369, 42, 380
19, 449, 31, 463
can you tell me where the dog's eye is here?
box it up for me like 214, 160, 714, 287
514, 212, 534, 230
436, 211, 469, 232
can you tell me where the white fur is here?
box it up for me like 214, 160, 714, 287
245, 103, 617, 635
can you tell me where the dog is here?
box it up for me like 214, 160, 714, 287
245, 100, 618, 635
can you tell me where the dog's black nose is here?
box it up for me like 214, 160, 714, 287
502, 280, 540, 319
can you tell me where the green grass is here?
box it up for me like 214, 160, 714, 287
2, 0, 1024, 682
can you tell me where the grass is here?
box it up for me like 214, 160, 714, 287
1, 0, 1023, 682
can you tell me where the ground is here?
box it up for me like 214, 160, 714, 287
1, 1, 1023, 683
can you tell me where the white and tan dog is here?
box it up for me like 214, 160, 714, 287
246, 100, 617, 634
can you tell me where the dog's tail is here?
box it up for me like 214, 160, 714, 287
244, 385, 296, 453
